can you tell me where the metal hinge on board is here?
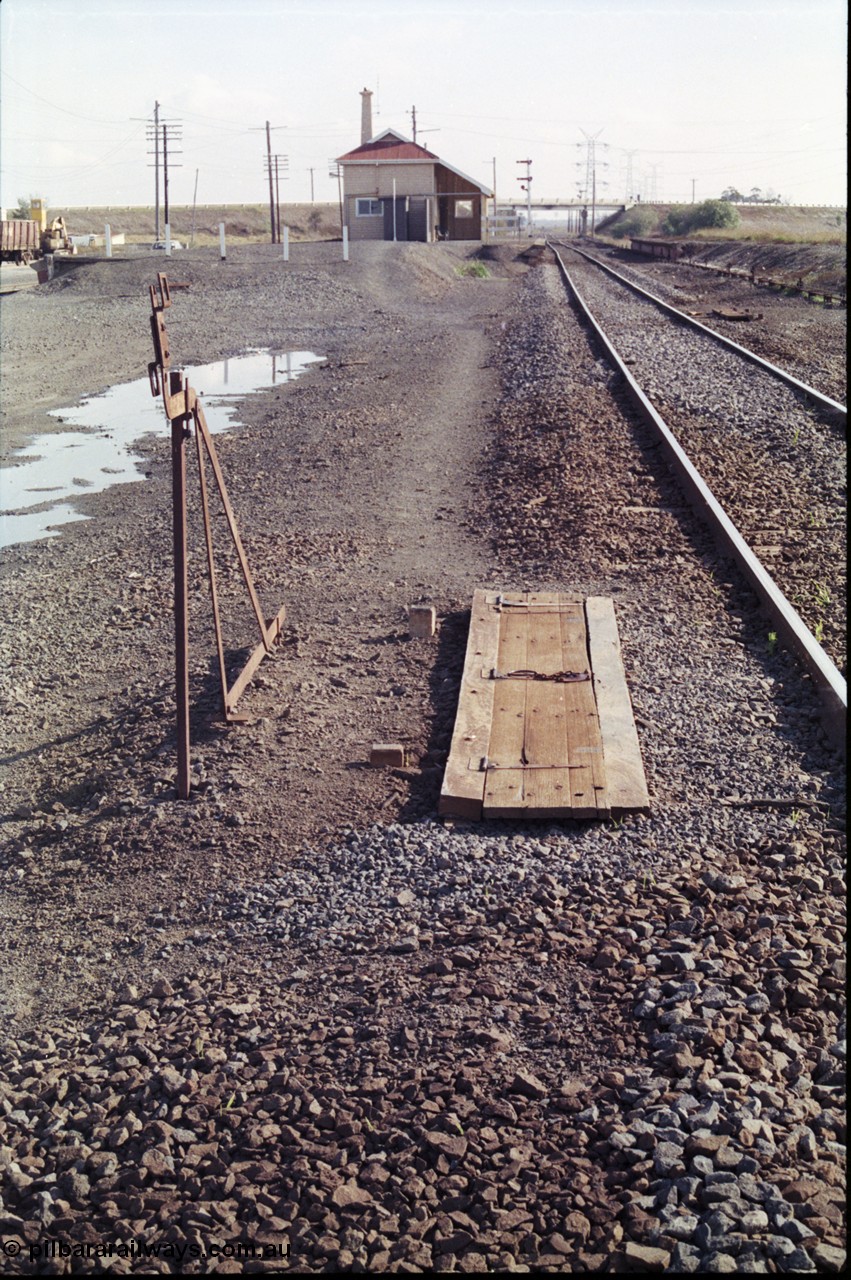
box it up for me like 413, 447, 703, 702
484, 667, 591, 683
488, 593, 583, 613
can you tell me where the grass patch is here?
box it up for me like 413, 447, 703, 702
689, 225, 845, 245
456, 261, 490, 278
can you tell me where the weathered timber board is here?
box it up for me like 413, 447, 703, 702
437, 589, 501, 819
439, 591, 649, 820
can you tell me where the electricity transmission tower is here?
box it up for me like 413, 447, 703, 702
576, 129, 607, 234
623, 149, 638, 203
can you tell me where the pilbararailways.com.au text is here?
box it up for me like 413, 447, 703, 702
1, 1238, 290, 1264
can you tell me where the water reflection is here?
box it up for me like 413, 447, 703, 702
0, 349, 324, 548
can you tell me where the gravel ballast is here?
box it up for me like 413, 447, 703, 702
0, 241, 845, 1272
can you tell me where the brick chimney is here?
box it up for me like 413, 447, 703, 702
360, 88, 373, 145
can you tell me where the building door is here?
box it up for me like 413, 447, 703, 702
407, 197, 431, 242
382, 197, 408, 241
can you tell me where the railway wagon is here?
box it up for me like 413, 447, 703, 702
629, 237, 683, 262
1, 219, 41, 263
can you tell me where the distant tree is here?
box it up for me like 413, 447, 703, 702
720, 186, 744, 203
10, 196, 32, 219
749, 187, 763, 202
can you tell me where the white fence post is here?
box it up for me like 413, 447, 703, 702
165, 223, 172, 257
219, 222, 226, 260
104, 224, 112, 258
342, 226, 349, 261
283, 225, 289, 261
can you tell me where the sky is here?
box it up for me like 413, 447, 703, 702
1, 0, 846, 213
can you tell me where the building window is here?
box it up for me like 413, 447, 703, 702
356, 198, 382, 217
455, 199, 474, 218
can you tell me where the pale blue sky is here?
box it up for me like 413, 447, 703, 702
1, 0, 846, 209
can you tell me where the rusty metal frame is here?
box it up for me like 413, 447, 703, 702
148, 273, 286, 798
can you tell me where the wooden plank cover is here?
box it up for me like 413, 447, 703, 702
437, 589, 501, 819
440, 591, 649, 820
585, 596, 651, 812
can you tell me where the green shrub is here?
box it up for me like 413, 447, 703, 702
662, 200, 740, 236
609, 206, 658, 239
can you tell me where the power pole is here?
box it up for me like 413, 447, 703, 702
161, 121, 182, 228
409, 105, 440, 151
250, 122, 286, 243
517, 158, 532, 236
153, 101, 160, 239
266, 154, 288, 240
190, 168, 199, 246
265, 121, 275, 243
163, 125, 169, 228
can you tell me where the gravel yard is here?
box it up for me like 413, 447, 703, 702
0, 240, 845, 1273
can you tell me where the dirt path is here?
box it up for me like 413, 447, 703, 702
0, 241, 515, 1020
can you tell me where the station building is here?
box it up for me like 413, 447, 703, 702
337, 90, 491, 243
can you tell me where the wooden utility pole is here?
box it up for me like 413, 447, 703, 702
154, 101, 160, 240
163, 125, 170, 227
266, 121, 276, 242
134, 101, 162, 238
190, 169, 199, 246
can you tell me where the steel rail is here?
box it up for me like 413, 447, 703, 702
550, 244, 847, 748
553, 240, 847, 424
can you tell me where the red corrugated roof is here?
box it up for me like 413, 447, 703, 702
338, 138, 439, 163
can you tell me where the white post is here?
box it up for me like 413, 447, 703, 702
104, 224, 112, 258
165, 223, 172, 256
342, 225, 349, 261
283, 225, 289, 261
392, 178, 397, 241
219, 222, 226, 260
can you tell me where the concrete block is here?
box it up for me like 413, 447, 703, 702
408, 604, 436, 638
369, 743, 406, 767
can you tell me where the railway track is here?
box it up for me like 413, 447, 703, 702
559, 242, 847, 421
546, 240, 846, 744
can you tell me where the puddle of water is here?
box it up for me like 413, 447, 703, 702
0, 349, 324, 548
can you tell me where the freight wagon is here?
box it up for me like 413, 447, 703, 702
629, 237, 683, 262
1, 220, 41, 263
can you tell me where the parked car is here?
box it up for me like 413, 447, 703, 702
151, 240, 183, 251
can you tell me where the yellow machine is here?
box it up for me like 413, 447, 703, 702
29, 197, 48, 232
